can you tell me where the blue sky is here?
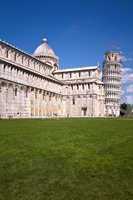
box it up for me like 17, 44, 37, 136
0, 0, 133, 103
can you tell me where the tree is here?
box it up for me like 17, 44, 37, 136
120, 103, 128, 116
120, 103, 133, 117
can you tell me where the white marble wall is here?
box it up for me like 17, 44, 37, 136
0, 41, 53, 76
54, 69, 105, 117
103, 52, 122, 117
0, 40, 106, 118
64, 82, 105, 117
0, 43, 65, 118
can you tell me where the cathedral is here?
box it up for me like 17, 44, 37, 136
0, 38, 122, 118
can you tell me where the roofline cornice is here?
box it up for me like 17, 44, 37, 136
0, 39, 53, 68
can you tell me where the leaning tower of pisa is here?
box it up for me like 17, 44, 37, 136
102, 51, 122, 117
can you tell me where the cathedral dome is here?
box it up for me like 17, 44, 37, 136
33, 38, 58, 60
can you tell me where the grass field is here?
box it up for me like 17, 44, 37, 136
0, 118, 133, 200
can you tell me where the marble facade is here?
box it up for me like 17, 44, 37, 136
0, 38, 122, 118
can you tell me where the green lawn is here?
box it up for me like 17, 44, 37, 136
0, 118, 133, 200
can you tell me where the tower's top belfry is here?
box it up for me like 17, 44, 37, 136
104, 51, 122, 63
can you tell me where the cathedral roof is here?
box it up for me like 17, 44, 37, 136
33, 38, 58, 60
54, 66, 99, 73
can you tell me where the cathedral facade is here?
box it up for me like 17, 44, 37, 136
0, 38, 122, 118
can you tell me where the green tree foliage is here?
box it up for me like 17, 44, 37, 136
120, 103, 133, 117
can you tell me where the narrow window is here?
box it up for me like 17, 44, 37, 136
3, 65, 6, 72
35, 92, 37, 99
6, 50, 8, 58
14, 53, 17, 61
26, 88, 28, 98
108, 56, 111, 61
71, 85, 73, 90
43, 93, 45, 100
72, 97, 75, 105
15, 88, 17, 96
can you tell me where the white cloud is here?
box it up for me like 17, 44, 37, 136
126, 95, 133, 104
121, 67, 133, 104
122, 67, 133, 73
128, 74, 133, 81
122, 67, 133, 83
122, 55, 133, 62
123, 74, 133, 83
121, 90, 125, 95
127, 84, 133, 93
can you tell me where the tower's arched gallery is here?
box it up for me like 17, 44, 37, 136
0, 38, 122, 118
